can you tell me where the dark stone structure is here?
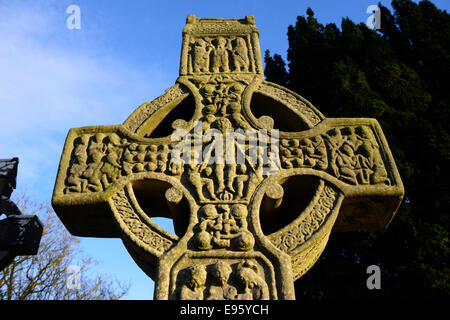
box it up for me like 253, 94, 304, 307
0, 158, 43, 271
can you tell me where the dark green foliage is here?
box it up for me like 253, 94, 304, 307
263, 50, 288, 86
265, 0, 449, 299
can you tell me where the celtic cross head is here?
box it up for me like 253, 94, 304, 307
52, 15, 404, 300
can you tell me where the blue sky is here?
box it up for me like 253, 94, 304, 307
1, 0, 448, 300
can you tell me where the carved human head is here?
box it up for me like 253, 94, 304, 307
215, 36, 227, 47
187, 265, 207, 289
199, 204, 219, 219
230, 204, 247, 219
210, 261, 232, 286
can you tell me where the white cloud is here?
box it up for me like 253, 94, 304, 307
0, 1, 168, 299
0, 1, 170, 200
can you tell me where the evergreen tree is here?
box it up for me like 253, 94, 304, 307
265, 0, 449, 299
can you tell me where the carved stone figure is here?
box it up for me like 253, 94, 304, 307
193, 204, 218, 250
205, 262, 237, 300
235, 261, 269, 300
101, 134, 123, 187
228, 101, 250, 129
233, 163, 249, 200
65, 135, 89, 193
186, 162, 216, 202
355, 126, 390, 185
211, 37, 230, 73
52, 15, 404, 300
232, 37, 249, 72
192, 39, 212, 73
83, 134, 106, 192
179, 265, 207, 300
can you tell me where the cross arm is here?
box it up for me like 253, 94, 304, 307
52, 125, 180, 237
277, 117, 404, 231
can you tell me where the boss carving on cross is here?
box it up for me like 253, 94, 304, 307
52, 15, 404, 300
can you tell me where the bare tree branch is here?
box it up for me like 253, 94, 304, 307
0, 191, 129, 300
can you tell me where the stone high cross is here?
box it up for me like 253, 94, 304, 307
52, 15, 404, 300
